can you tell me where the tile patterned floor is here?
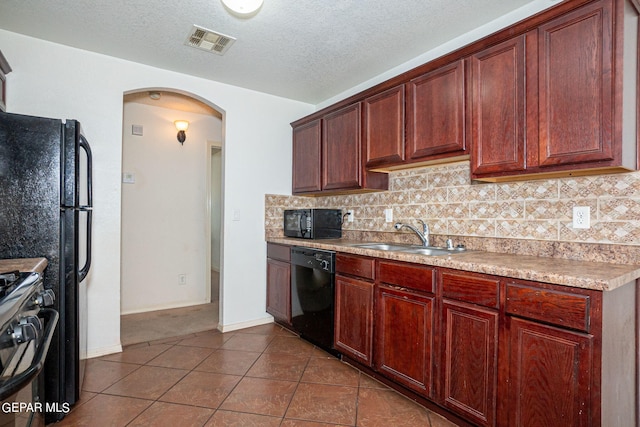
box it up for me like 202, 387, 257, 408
55, 323, 458, 426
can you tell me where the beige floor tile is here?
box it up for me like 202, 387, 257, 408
159, 371, 241, 408
356, 388, 434, 427
204, 409, 282, 426
103, 365, 188, 400
194, 349, 262, 376
146, 345, 214, 370
219, 377, 297, 417
285, 383, 358, 425
81, 359, 140, 393
128, 401, 215, 426
301, 357, 359, 387
55, 394, 151, 427
245, 352, 309, 381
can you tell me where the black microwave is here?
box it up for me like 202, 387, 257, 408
284, 209, 342, 239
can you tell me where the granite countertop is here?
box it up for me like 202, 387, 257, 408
0, 258, 48, 274
268, 238, 640, 292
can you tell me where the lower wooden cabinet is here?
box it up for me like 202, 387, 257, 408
266, 244, 291, 325
506, 317, 593, 427
441, 299, 498, 427
375, 284, 435, 396
334, 274, 374, 366
325, 252, 633, 427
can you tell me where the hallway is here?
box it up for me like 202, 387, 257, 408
121, 270, 219, 346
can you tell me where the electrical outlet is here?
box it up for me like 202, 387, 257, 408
384, 208, 393, 223
178, 274, 187, 286
573, 206, 590, 229
347, 209, 354, 222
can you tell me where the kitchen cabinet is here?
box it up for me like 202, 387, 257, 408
291, 104, 388, 195
439, 270, 500, 427
406, 59, 467, 162
375, 260, 436, 397
322, 103, 363, 191
507, 318, 592, 427
334, 253, 375, 366
471, 0, 639, 181
266, 243, 291, 325
503, 281, 595, 427
304, 247, 637, 427
292, 119, 322, 194
363, 85, 405, 168
469, 35, 528, 177
0, 50, 11, 112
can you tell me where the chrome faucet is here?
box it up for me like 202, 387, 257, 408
394, 220, 430, 247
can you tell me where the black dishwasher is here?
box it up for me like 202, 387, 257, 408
290, 247, 338, 356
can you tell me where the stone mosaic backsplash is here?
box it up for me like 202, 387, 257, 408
265, 161, 640, 264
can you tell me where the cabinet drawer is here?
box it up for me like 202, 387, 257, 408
377, 260, 435, 294
442, 270, 499, 308
336, 253, 375, 280
267, 243, 290, 262
505, 283, 591, 332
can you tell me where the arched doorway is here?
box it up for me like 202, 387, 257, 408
119, 89, 224, 345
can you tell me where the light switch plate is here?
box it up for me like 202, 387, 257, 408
132, 124, 143, 136
384, 208, 393, 223
122, 172, 136, 184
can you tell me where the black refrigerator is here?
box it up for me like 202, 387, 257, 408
0, 111, 92, 422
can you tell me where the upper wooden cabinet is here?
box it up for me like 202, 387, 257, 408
363, 85, 405, 168
292, 119, 322, 194
469, 35, 528, 177
322, 103, 363, 191
292, 0, 639, 184
292, 104, 388, 195
407, 59, 467, 162
471, 0, 639, 181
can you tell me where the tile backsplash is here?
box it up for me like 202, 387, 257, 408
266, 161, 640, 264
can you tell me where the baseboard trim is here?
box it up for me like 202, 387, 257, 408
86, 343, 123, 359
218, 316, 273, 333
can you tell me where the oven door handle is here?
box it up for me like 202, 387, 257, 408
0, 309, 59, 401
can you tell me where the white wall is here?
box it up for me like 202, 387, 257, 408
121, 102, 221, 314
0, 29, 314, 356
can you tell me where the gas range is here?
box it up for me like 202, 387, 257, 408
0, 270, 58, 426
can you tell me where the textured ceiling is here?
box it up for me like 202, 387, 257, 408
0, 0, 555, 104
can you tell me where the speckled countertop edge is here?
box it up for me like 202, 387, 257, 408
0, 258, 48, 274
267, 238, 640, 292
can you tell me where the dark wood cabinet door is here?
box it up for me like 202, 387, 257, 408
441, 299, 498, 427
322, 103, 362, 191
507, 317, 593, 427
266, 258, 291, 324
469, 35, 527, 177
537, 0, 613, 168
375, 284, 435, 397
334, 274, 374, 366
292, 119, 322, 194
363, 85, 405, 167
406, 59, 466, 160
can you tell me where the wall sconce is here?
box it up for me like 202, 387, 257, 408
221, 0, 263, 18
174, 120, 189, 145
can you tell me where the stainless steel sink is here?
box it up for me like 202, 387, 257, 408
348, 242, 469, 256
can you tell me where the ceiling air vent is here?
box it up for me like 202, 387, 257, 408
185, 25, 236, 55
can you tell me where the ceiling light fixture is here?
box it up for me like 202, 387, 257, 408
221, 0, 263, 18
174, 120, 189, 145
